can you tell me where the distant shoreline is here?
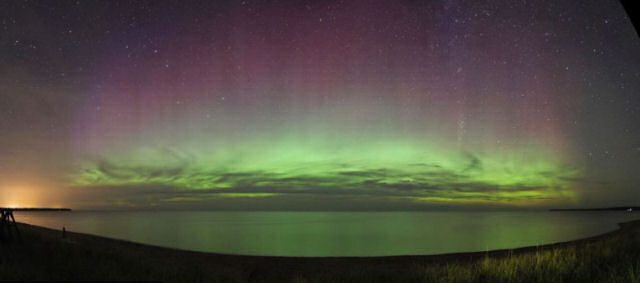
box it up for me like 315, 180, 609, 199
550, 207, 639, 212
0, 207, 71, 211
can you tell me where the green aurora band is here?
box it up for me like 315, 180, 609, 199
2, 0, 639, 210
71, 137, 580, 206
61, 0, 629, 209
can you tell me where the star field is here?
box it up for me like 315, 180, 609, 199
0, 0, 638, 210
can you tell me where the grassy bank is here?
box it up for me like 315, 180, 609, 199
1, 220, 640, 282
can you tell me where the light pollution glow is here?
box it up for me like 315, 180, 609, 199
2, 0, 639, 209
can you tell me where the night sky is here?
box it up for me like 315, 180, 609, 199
0, 0, 638, 210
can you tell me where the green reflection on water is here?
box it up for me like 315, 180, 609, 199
15, 211, 636, 256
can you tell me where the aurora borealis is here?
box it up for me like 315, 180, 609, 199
0, 0, 639, 210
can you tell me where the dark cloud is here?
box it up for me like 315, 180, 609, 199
95, 159, 188, 182
73, 155, 580, 209
462, 152, 483, 173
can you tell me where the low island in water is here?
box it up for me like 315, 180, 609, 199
550, 207, 640, 212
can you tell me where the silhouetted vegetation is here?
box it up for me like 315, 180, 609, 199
1, 220, 640, 282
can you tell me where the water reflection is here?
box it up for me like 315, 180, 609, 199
15, 211, 638, 256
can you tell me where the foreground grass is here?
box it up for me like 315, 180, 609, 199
1, 220, 640, 282
422, 232, 640, 283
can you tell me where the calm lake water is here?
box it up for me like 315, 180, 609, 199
15, 211, 638, 257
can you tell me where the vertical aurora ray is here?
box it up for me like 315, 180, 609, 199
66, 0, 594, 208
4, 0, 637, 209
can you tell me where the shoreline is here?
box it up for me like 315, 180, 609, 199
3, 219, 640, 282
15, 219, 637, 261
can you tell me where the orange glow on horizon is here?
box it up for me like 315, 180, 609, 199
0, 183, 54, 208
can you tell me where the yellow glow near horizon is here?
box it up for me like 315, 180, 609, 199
0, 183, 47, 208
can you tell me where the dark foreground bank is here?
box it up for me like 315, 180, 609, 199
1, 220, 640, 282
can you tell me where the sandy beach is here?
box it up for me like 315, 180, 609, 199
1, 219, 639, 282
